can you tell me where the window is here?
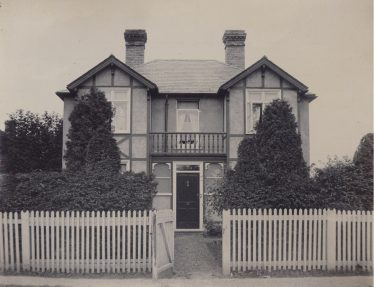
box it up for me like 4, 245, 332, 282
106, 89, 131, 133
176, 101, 200, 149
176, 101, 199, 132
246, 89, 281, 133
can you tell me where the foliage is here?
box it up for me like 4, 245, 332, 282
85, 126, 121, 173
353, 133, 373, 176
312, 157, 373, 210
0, 169, 157, 212
65, 88, 113, 171
210, 100, 312, 213
204, 220, 222, 237
3, 110, 62, 173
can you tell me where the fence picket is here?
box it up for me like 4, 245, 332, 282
137, 211, 141, 272
142, 210, 147, 273
0, 212, 3, 272
365, 211, 371, 270
127, 210, 131, 273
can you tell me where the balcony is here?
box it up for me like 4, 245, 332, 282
150, 132, 227, 155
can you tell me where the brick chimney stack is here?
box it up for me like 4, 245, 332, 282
222, 30, 247, 69
124, 29, 147, 66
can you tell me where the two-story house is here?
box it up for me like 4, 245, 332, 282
56, 29, 316, 231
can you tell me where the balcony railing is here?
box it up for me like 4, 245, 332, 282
150, 132, 227, 155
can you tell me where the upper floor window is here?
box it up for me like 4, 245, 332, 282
106, 88, 131, 133
246, 89, 281, 134
176, 101, 199, 132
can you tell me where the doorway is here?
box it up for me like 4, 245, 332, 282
173, 162, 203, 231
176, 173, 200, 229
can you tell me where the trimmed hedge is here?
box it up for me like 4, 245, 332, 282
0, 169, 157, 212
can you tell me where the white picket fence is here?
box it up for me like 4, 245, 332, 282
0, 210, 157, 273
222, 208, 373, 275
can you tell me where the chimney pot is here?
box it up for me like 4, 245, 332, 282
223, 30, 246, 69
124, 29, 147, 66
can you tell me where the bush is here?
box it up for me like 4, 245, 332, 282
3, 110, 62, 173
204, 220, 222, 237
0, 169, 157, 212
312, 157, 373, 210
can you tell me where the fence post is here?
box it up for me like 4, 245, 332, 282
222, 209, 230, 276
21, 211, 30, 271
326, 209, 336, 271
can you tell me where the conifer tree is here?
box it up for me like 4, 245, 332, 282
85, 126, 120, 173
64, 88, 114, 171
254, 100, 310, 208
353, 133, 373, 176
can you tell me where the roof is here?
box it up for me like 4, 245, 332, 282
67, 55, 157, 91
220, 56, 309, 93
134, 60, 241, 94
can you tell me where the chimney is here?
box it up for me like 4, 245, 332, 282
124, 29, 147, 66
222, 30, 246, 69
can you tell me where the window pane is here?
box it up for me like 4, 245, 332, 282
252, 103, 262, 130
176, 164, 200, 171
177, 101, 199, 109
177, 110, 199, 132
113, 101, 128, 132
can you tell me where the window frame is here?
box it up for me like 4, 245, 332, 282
245, 89, 281, 134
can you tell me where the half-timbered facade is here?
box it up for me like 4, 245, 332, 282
57, 30, 316, 231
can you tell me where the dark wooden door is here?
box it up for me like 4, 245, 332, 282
176, 173, 200, 229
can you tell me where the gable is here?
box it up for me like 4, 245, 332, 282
219, 56, 309, 94
67, 55, 157, 91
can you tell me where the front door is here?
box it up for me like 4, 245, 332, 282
176, 173, 200, 229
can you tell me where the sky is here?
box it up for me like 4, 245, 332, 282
0, 0, 372, 166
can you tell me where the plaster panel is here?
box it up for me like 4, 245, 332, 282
264, 70, 281, 88
131, 160, 147, 173
95, 67, 111, 86
283, 89, 298, 121
131, 136, 147, 158
246, 70, 262, 87
114, 69, 131, 86
229, 89, 244, 134
151, 97, 165, 132
199, 97, 224, 132
153, 196, 172, 209
132, 88, 147, 134
229, 136, 243, 159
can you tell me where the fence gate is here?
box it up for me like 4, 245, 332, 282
152, 210, 175, 279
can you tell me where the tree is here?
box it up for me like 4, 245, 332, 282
65, 88, 113, 171
85, 126, 121, 173
210, 99, 312, 213
3, 110, 62, 173
253, 99, 310, 208
353, 133, 373, 176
